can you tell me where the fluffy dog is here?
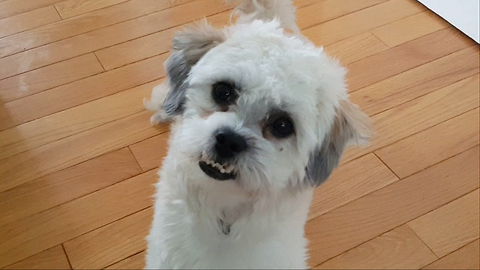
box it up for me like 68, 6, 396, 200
144, 0, 372, 268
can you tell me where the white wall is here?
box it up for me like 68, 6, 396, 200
417, 0, 479, 43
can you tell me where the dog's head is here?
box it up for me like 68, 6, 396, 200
160, 20, 372, 193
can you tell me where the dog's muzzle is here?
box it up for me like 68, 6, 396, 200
198, 128, 247, 181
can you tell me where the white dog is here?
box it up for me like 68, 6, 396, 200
144, 0, 372, 268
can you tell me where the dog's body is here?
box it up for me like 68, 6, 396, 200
145, 1, 372, 268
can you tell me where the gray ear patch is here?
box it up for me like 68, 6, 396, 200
305, 117, 348, 187
304, 100, 373, 187
162, 52, 191, 116
161, 21, 226, 117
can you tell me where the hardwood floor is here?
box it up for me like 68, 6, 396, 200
0, 0, 478, 269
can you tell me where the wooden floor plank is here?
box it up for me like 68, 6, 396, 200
55, 0, 131, 19
408, 189, 480, 257
302, 0, 425, 46
96, 0, 386, 71
94, 11, 231, 70
350, 47, 479, 116
0, 169, 157, 268
342, 72, 480, 164
1, 246, 71, 270
64, 206, 153, 269
0, 53, 104, 103
0, 5, 61, 39
296, 0, 388, 30
375, 108, 479, 178
422, 239, 480, 270
347, 28, 475, 92
0, 79, 162, 160
0, 112, 167, 193
0, 148, 142, 226
306, 146, 479, 267
323, 32, 388, 65
371, 10, 450, 47
0, 0, 199, 58
0, 0, 64, 20
316, 225, 437, 269
0, 0, 478, 268
129, 132, 170, 172
0, 53, 167, 131
0, 0, 228, 80
105, 251, 146, 270
309, 154, 398, 220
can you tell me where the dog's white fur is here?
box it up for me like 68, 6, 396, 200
144, 0, 372, 268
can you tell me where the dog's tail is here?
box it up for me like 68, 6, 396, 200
226, 0, 300, 35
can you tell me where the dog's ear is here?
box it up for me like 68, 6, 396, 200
163, 20, 226, 117
305, 100, 373, 187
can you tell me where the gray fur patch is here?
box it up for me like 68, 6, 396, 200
305, 100, 373, 187
162, 20, 226, 117
163, 52, 191, 116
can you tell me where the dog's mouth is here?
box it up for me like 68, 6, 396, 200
199, 159, 236, 181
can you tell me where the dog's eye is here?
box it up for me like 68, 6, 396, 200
212, 82, 237, 105
271, 116, 295, 138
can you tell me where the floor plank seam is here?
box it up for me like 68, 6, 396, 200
128, 146, 145, 172
52, 4, 62, 20
373, 152, 401, 179
311, 222, 422, 268
102, 249, 146, 269
63, 205, 154, 253
62, 244, 74, 270
0, 108, 147, 160
93, 51, 107, 71
0, 0, 217, 61
407, 223, 440, 259
420, 237, 480, 269
309, 144, 479, 224
346, 29, 475, 75
363, 70, 480, 117
1, 71, 167, 132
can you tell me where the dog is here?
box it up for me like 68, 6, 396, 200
144, 0, 373, 268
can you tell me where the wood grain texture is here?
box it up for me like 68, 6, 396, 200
0, 79, 162, 160
309, 154, 398, 220
0, 5, 61, 38
0, 148, 142, 226
0, 112, 167, 193
296, 0, 388, 29
371, 10, 450, 47
0, 53, 104, 103
0, 169, 157, 268
0, 53, 167, 130
55, 0, 131, 19
105, 251, 146, 270
0, 0, 478, 268
342, 72, 480, 164
0, 0, 64, 20
129, 132, 170, 172
0, 0, 200, 58
1, 246, 71, 270
316, 225, 437, 269
0, 0, 228, 80
302, 0, 425, 46
376, 108, 479, 178
324, 32, 388, 65
307, 146, 479, 267
347, 28, 475, 92
423, 239, 480, 270
64, 206, 153, 269
350, 47, 480, 116
408, 189, 480, 257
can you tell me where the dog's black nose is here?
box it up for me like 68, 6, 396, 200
214, 129, 247, 159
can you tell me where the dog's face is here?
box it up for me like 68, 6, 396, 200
162, 20, 372, 193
